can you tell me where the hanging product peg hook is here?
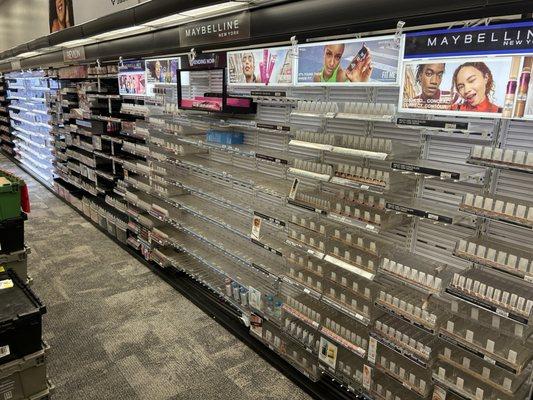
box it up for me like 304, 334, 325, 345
290, 36, 298, 58
96, 58, 101, 68
118, 56, 124, 67
394, 20, 405, 48
188, 48, 197, 65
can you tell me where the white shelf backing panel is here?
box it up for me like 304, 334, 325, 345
426, 135, 484, 166
503, 120, 533, 152
494, 170, 533, 204
408, 192, 474, 264
257, 103, 291, 125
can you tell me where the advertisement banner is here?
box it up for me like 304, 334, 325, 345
179, 11, 250, 47
227, 47, 293, 86
118, 60, 146, 97
401, 23, 533, 118
50, 0, 147, 33
145, 58, 179, 97
295, 35, 402, 86
49, 0, 75, 33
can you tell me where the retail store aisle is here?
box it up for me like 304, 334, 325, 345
0, 155, 311, 400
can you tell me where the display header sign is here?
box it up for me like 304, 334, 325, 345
296, 35, 402, 86
118, 60, 146, 96
227, 47, 293, 86
63, 46, 86, 63
179, 11, 250, 47
180, 53, 226, 70
404, 21, 533, 58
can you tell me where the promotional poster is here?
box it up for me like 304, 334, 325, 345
401, 22, 533, 118
49, 0, 75, 33
118, 61, 146, 97
296, 35, 402, 86
145, 58, 179, 97
227, 47, 293, 86
401, 56, 515, 117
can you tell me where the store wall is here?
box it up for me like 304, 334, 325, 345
0, 0, 50, 53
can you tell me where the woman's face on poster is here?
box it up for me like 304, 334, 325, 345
56, 0, 66, 21
455, 66, 488, 107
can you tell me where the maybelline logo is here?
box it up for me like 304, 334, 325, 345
427, 28, 533, 47
110, 0, 130, 5
185, 19, 240, 38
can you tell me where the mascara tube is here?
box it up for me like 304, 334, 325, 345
502, 57, 521, 118
514, 58, 532, 118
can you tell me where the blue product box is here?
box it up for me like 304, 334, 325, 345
206, 130, 244, 145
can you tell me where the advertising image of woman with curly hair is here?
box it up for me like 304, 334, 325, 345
451, 62, 502, 113
50, 0, 74, 33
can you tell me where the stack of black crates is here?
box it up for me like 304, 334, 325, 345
0, 169, 51, 399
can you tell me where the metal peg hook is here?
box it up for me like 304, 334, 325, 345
188, 48, 197, 65
290, 36, 298, 58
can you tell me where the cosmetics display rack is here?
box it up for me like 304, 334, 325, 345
0, 76, 14, 156
3, 44, 532, 400
5, 70, 57, 184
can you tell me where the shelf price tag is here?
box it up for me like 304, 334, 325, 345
288, 178, 300, 200
362, 364, 372, 390
251, 215, 262, 240
367, 337, 377, 363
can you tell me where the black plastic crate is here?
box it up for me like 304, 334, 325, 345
0, 269, 46, 365
0, 213, 26, 254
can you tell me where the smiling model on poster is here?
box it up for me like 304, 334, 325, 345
313, 43, 373, 83
450, 62, 501, 113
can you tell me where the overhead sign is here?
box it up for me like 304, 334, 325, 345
295, 35, 402, 86
180, 53, 226, 70
400, 22, 533, 119
178, 11, 250, 47
63, 46, 86, 62
404, 21, 533, 58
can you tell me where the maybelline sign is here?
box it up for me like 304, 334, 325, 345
179, 12, 250, 47
405, 21, 533, 58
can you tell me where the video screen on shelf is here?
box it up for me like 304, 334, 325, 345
118, 60, 146, 97
227, 47, 293, 86
178, 69, 224, 111
145, 58, 180, 97
178, 68, 254, 113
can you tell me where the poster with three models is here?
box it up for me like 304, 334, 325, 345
400, 21, 533, 118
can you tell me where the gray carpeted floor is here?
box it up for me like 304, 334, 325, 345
1, 155, 311, 400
